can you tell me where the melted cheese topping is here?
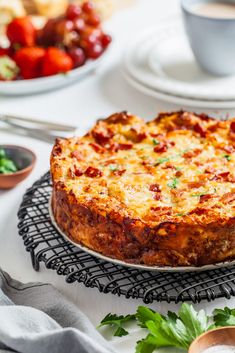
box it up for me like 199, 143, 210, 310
52, 112, 235, 224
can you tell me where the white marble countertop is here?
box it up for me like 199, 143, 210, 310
0, 1, 235, 352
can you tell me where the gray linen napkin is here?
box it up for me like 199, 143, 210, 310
0, 269, 116, 353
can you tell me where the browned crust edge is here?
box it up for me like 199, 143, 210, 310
52, 183, 235, 267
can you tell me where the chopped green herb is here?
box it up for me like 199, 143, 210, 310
167, 178, 179, 189
0, 149, 18, 174
176, 213, 188, 217
182, 148, 191, 154
152, 139, 159, 146
140, 155, 148, 160
195, 170, 203, 175
155, 157, 170, 165
191, 193, 207, 197
155, 150, 189, 166
224, 154, 231, 161
109, 164, 118, 171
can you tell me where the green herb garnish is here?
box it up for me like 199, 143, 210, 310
109, 164, 118, 171
99, 303, 235, 352
152, 138, 159, 146
0, 148, 6, 158
98, 313, 136, 337
195, 170, 203, 175
213, 307, 235, 327
155, 157, 170, 165
167, 178, 179, 189
182, 148, 191, 154
191, 193, 207, 197
155, 150, 190, 166
0, 148, 18, 174
224, 154, 232, 161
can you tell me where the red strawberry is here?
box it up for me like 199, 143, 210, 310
7, 17, 36, 47
0, 48, 9, 57
0, 47, 15, 59
14, 47, 46, 79
42, 47, 73, 76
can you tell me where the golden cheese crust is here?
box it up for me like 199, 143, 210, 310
50, 111, 235, 267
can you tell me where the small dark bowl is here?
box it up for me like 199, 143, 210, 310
0, 145, 36, 189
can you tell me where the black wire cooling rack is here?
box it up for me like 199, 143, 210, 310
17, 172, 235, 304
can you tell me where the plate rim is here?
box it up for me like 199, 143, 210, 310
0, 48, 110, 94
122, 67, 235, 109
49, 198, 235, 273
123, 20, 235, 101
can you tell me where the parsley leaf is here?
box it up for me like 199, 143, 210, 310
224, 154, 232, 161
136, 306, 162, 328
135, 303, 209, 352
99, 303, 212, 352
155, 157, 170, 165
155, 150, 188, 165
191, 193, 207, 197
213, 307, 235, 327
178, 303, 209, 340
109, 164, 118, 171
97, 313, 135, 337
167, 178, 179, 189
152, 139, 159, 146
136, 335, 159, 353
98, 305, 235, 352
0, 149, 6, 158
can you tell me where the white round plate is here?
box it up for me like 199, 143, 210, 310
49, 200, 235, 272
124, 20, 235, 101
122, 67, 235, 109
0, 52, 108, 95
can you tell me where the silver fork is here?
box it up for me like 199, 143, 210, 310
0, 113, 79, 143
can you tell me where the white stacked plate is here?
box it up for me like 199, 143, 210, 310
122, 18, 235, 108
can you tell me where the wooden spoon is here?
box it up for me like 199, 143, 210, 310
189, 327, 235, 353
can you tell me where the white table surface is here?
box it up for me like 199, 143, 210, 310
0, 1, 235, 352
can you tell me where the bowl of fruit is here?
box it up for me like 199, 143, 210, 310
0, 1, 112, 95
